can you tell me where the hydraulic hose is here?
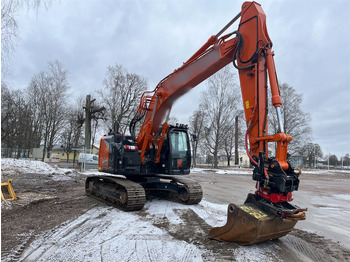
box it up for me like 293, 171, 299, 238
245, 127, 269, 179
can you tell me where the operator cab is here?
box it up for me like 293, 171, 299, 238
159, 124, 191, 175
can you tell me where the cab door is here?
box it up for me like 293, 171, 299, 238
167, 127, 191, 175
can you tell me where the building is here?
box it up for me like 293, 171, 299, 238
31, 145, 99, 162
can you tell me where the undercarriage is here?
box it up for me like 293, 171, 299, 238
85, 175, 203, 211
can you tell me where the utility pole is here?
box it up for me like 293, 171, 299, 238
191, 134, 197, 168
84, 95, 92, 153
328, 154, 330, 170
234, 115, 239, 165
83, 95, 104, 154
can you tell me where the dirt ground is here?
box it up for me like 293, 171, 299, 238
1, 170, 101, 261
1, 166, 350, 261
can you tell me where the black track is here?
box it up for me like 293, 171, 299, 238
85, 175, 203, 211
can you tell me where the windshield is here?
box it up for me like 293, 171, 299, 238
170, 131, 188, 157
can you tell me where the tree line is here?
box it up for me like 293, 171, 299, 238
188, 67, 324, 168
2, 61, 69, 157
4, 58, 347, 168
1, 61, 148, 161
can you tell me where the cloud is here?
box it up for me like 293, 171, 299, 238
5, 0, 350, 157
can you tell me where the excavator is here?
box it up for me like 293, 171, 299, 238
86, 1, 307, 245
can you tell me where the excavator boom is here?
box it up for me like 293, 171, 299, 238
131, 0, 306, 244
132, 2, 290, 171
132, 34, 238, 163
88, 1, 306, 245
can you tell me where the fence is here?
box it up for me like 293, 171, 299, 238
1, 148, 31, 159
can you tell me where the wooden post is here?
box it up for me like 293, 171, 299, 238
235, 116, 239, 165
85, 95, 91, 153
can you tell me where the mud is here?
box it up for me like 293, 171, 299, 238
1, 171, 102, 262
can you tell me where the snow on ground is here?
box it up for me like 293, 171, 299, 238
82, 167, 253, 178
18, 200, 282, 262
19, 206, 203, 262
81, 167, 253, 179
143, 198, 228, 227
1, 159, 279, 261
3, 159, 350, 261
301, 169, 350, 174
191, 167, 252, 175
1, 158, 78, 181
1, 158, 58, 174
300, 193, 350, 248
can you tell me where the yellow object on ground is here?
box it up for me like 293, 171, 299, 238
1, 179, 18, 201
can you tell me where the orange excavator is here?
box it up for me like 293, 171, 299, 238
86, 1, 306, 244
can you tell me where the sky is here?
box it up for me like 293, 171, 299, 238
3, 0, 350, 159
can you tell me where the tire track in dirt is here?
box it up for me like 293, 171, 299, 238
19, 207, 111, 261
16, 206, 203, 262
281, 229, 350, 262
1, 231, 35, 262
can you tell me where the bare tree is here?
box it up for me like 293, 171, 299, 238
27, 60, 70, 159
222, 122, 235, 166
27, 71, 48, 147
167, 116, 179, 126
1, 83, 16, 147
1, 83, 21, 148
1, 0, 53, 80
324, 154, 339, 167
200, 67, 241, 168
1, 81, 40, 152
269, 83, 312, 155
2, 60, 70, 159
45, 61, 70, 158
1, 0, 19, 77
61, 111, 76, 162
341, 153, 350, 167
61, 106, 85, 162
299, 143, 323, 168
189, 108, 206, 167
98, 64, 148, 134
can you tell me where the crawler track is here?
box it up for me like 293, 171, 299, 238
133, 175, 203, 205
170, 176, 203, 204
85, 176, 146, 211
86, 175, 203, 211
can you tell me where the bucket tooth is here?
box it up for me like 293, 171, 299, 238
209, 194, 298, 245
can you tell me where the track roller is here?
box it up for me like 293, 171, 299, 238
85, 176, 146, 211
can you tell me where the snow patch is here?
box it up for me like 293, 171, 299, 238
191, 167, 252, 175
333, 194, 350, 201
1, 158, 79, 181
20, 207, 203, 262
1, 158, 58, 175
144, 199, 227, 227
215, 169, 252, 175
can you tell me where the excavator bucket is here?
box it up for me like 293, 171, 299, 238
209, 194, 302, 245
1, 179, 18, 201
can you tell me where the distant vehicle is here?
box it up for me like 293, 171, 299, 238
78, 153, 98, 167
